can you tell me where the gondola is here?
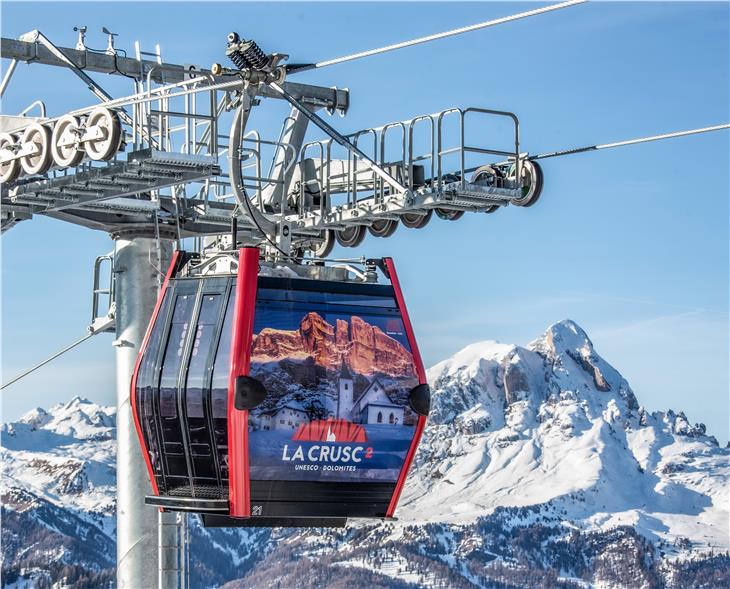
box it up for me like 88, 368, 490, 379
131, 248, 430, 527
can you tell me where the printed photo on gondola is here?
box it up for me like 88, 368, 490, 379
247, 289, 420, 482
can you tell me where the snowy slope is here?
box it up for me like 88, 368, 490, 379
1, 397, 117, 533
0, 398, 265, 588
399, 320, 728, 555
2, 320, 728, 589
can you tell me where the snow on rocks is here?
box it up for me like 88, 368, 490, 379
400, 320, 728, 554
1, 396, 116, 524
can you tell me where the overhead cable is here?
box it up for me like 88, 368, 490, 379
1, 332, 97, 390
532, 123, 730, 160
293, 0, 588, 73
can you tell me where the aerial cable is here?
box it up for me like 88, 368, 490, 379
1, 331, 97, 390
289, 0, 588, 73
532, 123, 730, 160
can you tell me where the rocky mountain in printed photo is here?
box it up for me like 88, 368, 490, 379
252, 311, 416, 378
2, 320, 728, 588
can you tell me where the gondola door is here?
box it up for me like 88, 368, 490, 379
133, 252, 236, 511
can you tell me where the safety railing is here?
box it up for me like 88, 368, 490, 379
143, 76, 222, 157
378, 121, 407, 202
294, 106, 522, 217
436, 107, 521, 190
349, 128, 378, 206
407, 114, 436, 191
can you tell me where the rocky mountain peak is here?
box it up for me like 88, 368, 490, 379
429, 320, 620, 429
7, 396, 115, 443
63, 395, 92, 408
528, 320, 640, 412
528, 319, 594, 358
18, 406, 52, 430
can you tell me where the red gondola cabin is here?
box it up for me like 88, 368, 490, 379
131, 248, 430, 527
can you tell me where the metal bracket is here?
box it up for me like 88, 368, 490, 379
16, 30, 157, 147
269, 81, 409, 198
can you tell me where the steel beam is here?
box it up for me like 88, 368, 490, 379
261, 105, 312, 209
0, 58, 18, 97
2, 36, 206, 84
0, 36, 349, 112
20, 32, 122, 106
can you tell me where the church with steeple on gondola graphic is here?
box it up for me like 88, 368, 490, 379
290, 361, 406, 445
336, 362, 404, 426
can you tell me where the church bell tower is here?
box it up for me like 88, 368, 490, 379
337, 361, 355, 420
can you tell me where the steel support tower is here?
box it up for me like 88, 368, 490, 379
113, 235, 174, 588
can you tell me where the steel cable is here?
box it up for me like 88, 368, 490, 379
1, 331, 97, 390
290, 0, 588, 73
531, 124, 730, 160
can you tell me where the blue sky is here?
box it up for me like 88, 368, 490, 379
1, 2, 728, 441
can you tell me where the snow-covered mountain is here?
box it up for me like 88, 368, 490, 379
400, 321, 728, 550
2, 320, 728, 589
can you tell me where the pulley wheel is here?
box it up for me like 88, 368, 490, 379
471, 164, 504, 187
368, 219, 398, 238
0, 133, 21, 184
470, 165, 505, 215
401, 209, 432, 229
309, 230, 335, 258
84, 107, 122, 161
20, 123, 53, 176
510, 159, 544, 207
335, 225, 366, 248
434, 208, 464, 221
51, 115, 84, 168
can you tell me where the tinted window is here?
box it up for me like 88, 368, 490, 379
211, 288, 235, 480
159, 294, 195, 417
135, 290, 173, 480
186, 294, 223, 418
211, 291, 235, 419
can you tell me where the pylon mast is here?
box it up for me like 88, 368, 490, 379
113, 235, 174, 588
